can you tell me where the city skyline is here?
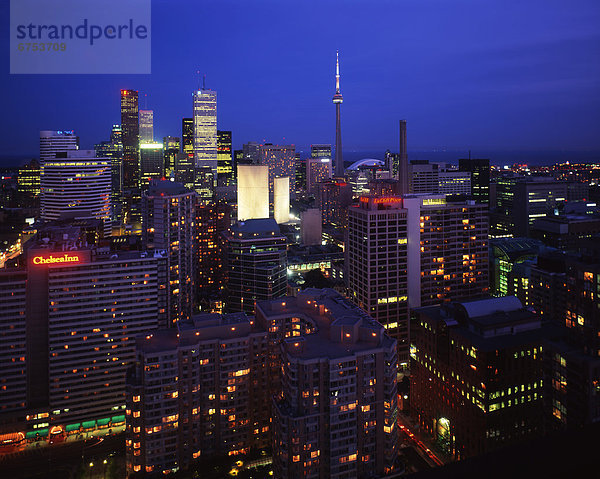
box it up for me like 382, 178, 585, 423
0, 0, 599, 161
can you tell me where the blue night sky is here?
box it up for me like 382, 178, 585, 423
1, 0, 599, 162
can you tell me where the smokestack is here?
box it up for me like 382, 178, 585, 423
398, 120, 409, 195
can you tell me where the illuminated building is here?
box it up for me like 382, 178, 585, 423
175, 152, 195, 190
120, 90, 140, 189
142, 181, 196, 324
490, 238, 545, 297
17, 159, 40, 197
273, 177, 290, 224
163, 136, 180, 177
242, 142, 260, 164
217, 130, 233, 187
126, 312, 269, 476
492, 176, 567, 237
237, 165, 269, 221
195, 200, 231, 311
306, 157, 332, 196
223, 219, 287, 314
138, 109, 154, 143
95, 124, 124, 206
40, 150, 112, 237
256, 289, 400, 479
311, 144, 332, 162
139, 142, 164, 187
258, 144, 296, 198
347, 196, 410, 363
193, 88, 217, 198
0, 224, 167, 436
332, 52, 344, 178
295, 154, 306, 195
438, 170, 471, 195
385, 150, 400, 179
181, 117, 194, 160
410, 297, 546, 459
316, 179, 352, 229
300, 209, 322, 246
459, 158, 490, 205
409, 161, 471, 195
39, 130, 78, 165
530, 214, 600, 249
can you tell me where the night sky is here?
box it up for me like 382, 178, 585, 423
1, 0, 599, 161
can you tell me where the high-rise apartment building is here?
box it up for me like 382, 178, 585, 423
142, 181, 196, 323
259, 144, 296, 198
193, 89, 218, 197
40, 150, 112, 236
459, 158, 490, 205
256, 289, 400, 479
121, 90, 140, 190
410, 297, 546, 459
217, 130, 233, 187
306, 157, 332, 196
39, 130, 79, 165
138, 109, 154, 143
316, 180, 353, 229
126, 312, 269, 476
223, 219, 287, 314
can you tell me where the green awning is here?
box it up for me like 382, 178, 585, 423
111, 415, 126, 423
66, 423, 81, 432
26, 428, 48, 438
25, 431, 38, 439
82, 421, 96, 429
97, 418, 110, 427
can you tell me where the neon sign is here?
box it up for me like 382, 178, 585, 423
32, 253, 81, 265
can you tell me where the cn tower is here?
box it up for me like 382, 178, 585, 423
332, 51, 344, 177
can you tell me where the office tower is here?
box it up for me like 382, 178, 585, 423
138, 109, 154, 143
410, 297, 546, 460
306, 157, 332, 195
385, 150, 400, 179
142, 181, 196, 324
217, 130, 233, 186
237, 165, 269, 221
459, 158, 490, 204
438, 170, 471, 195
274, 177, 290, 224
233, 149, 244, 177
530, 215, 600, 249
489, 238, 545, 297
316, 179, 352, 229
121, 90, 140, 189
126, 312, 269, 476
195, 200, 231, 311
403, 195, 489, 309
347, 196, 410, 362
39, 130, 79, 165
311, 144, 332, 162
295, 154, 306, 195
193, 88, 218, 196
300, 209, 322, 246
409, 161, 439, 194
398, 120, 409, 194
175, 152, 195, 190
492, 177, 567, 237
17, 159, 41, 197
40, 150, 112, 236
162, 136, 180, 177
0, 224, 166, 435
95, 124, 124, 197
223, 219, 287, 313
258, 144, 296, 198
256, 289, 400, 479
182, 117, 194, 159
332, 52, 344, 178
242, 142, 260, 164
0, 270, 27, 413
139, 142, 164, 186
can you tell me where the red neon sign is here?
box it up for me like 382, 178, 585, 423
32, 253, 81, 265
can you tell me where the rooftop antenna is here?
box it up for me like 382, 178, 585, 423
196, 70, 202, 90
144, 93, 148, 109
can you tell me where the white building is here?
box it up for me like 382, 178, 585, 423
273, 177, 290, 224
39, 130, 78, 165
40, 150, 111, 236
237, 165, 269, 221
138, 109, 154, 143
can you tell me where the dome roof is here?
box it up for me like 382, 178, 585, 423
347, 158, 385, 170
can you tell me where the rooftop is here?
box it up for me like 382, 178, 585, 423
147, 180, 191, 197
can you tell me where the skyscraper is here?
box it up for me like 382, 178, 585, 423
39, 130, 79, 165
40, 150, 112, 236
217, 130, 233, 186
121, 90, 140, 190
138, 109, 154, 143
193, 88, 218, 197
459, 158, 490, 205
273, 176, 290, 224
139, 142, 164, 186
163, 136, 180, 177
333, 52, 344, 178
237, 165, 269, 221
398, 120, 409, 195
181, 117, 194, 159
259, 143, 296, 198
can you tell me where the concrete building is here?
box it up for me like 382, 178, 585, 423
223, 219, 287, 314
274, 176, 290, 224
139, 109, 154, 143
301, 209, 323, 246
139, 142, 164, 186
256, 289, 400, 479
39, 130, 79, 165
531, 215, 600, 249
332, 53, 344, 178
17, 159, 41, 198
142, 181, 196, 324
259, 144, 296, 198
126, 312, 269, 476
315, 180, 353, 230
410, 297, 547, 459
237, 165, 269, 221
40, 150, 112, 236
307, 157, 333, 196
